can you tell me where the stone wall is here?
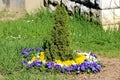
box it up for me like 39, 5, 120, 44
0, 0, 120, 30
99, 0, 120, 30
48, 0, 120, 30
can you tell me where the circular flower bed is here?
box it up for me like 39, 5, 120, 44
21, 47, 102, 74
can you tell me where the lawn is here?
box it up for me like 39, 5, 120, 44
0, 10, 120, 80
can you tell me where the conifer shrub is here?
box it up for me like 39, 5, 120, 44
45, 5, 74, 61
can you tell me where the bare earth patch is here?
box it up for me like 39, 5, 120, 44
62, 56, 120, 80
0, 12, 24, 21
0, 74, 4, 79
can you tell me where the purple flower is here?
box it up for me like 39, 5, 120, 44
65, 67, 71, 71
89, 62, 102, 73
36, 47, 44, 52
54, 64, 61, 70
76, 66, 80, 74
28, 48, 34, 51
84, 60, 90, 68
28, 63, 34, 68
61, 66, 75, 72
62, 65, 77, 72
33, 60, 42, 67
27, 60, 42, 68
78, 60, 91, 71
96, 64, 102, 71
77, 66, 80, 71
22, 48, 30, 57
90, 52, 97, 58
46, 62, 54, 69
21, 60, 27, 65
62, 67, 65, 73
80, 64, 86, 71
70, 65, 77, 71
91, 67, 97, 72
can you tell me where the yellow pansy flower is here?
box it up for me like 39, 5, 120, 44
40, 52, 45, 61
31, 57, 38, 62
77, 54, 85, 58
55, 60, 63, 64
75, 54, 86, 64
63, 60, 75, 66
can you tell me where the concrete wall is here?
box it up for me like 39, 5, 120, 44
99, 0, 120, 30
99, 0, 120, 9
0, 0, 7, 11
25, 0, 45, 13
9, 0, 25, 12
0, 0, 45, 13
101, 9, 120, 25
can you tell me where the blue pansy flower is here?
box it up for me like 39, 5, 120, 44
54, 64, 61, 70
22, 48, 30, 57
33, 60, 42, 67
46, 62, 54, 69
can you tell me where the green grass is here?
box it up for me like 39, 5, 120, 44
0, 10, 120, 80
2, 71, 64, 80
69, 15, 120, 58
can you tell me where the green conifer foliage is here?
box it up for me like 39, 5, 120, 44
45, 5, 73, 61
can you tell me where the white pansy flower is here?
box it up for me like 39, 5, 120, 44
28, 61, 32, 64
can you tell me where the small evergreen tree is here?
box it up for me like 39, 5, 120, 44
45, 5, 73, 61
